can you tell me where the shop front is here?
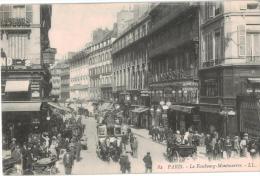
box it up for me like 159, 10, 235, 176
2, 101, 47, 147
168, 104, 199, 133
130, 106, 150, 129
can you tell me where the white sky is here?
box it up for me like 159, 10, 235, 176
49, 3, 133, 59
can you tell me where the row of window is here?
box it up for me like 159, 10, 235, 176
113, 69, 147, 90
89, 64, 112, 76
70, 75, 88, 83
113, 48, 148, 70
90, 76, 112, 87
0, 5, 33, 23
113, 20, 149, 53
86, 38, 113, 53
89, 50, 111, 65
151, 50, 196, 76
202, 25, 260, 67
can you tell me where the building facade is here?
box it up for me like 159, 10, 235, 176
88, 35, 115, 102
50, 62, 62, 99
69, 49, 89, 101
148, 3, 200, 131
112, 13, 151, 128
199, 0, 260, 137
60, 58, 70, 102
1, 4, 55, 145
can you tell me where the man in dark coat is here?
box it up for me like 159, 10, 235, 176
119, 152, 131, 174
63, 148, 74, 175
121, 132, 128, 150
143, 152, 152, 173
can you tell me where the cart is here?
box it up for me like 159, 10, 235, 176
3, 157, 19, 175
167, 144, 196, 162
32, 157, 58, 175
96, 125, 123, 161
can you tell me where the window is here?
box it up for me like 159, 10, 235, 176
246, 32, 260, 62
204, 32, 213, 62
201, 79, 218, 97
12, 5, 25, 18
214, 30, 221, 61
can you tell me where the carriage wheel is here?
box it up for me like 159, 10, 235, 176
172, 151, 179, 162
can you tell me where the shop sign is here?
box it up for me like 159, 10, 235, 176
1, 57, 31, 69
0, 57, 12, 66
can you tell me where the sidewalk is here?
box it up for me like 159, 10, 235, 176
130, 127, 207, 158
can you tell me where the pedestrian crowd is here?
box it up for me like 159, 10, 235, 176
149, 126, 260, 161
205, 132, 260, 160
5, 112, 86, 175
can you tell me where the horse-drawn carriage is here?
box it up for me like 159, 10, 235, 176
96, 124, 123, 162
167, 142, 197, 162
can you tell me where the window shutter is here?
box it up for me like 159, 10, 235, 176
238, 25, 246, 56
209, 32, 213, 60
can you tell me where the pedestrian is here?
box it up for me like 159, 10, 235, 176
205, 134, 213, 160
211, 135, 217, 160
248, 140, 258, 159
25, 145, 33, 173
159, 127, 164, 142
129, 133, 134, 153
175, 130, 182, 145
75, 139, 81, 161
224, 136, 232, 159
122, 132, 128, 151
57, 133, 63, 159
193, 131, 200, 147
50, 136, 58, 159
63, 148, 74, 175
240, 133, 248, 157
119, 151, 131, 174
233, 136, 240, 157
151, 126, 155, 140
11, 145, 22, 175
10, 138, 17, 155
31, 144, 40, 161
42, 132, 50, 148
154, 127, 159, 141
143, 152, 152, 173
200, 133, 205, 146
132, 136, 138, 158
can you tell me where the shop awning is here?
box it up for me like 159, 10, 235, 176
248, 78, 260, 84
131, 107, 149, 113
2, 102, 42, 112
199, 105, 220, 114
5, 80, 30, 92
169, 105, 194, 113
48, 102, 71, 112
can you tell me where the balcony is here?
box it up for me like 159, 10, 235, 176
149, 69, 196, 84
0, 18, 30, 28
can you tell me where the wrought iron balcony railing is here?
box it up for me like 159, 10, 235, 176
0, 18, 30, 28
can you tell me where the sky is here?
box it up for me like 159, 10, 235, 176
49, 3, 132, 59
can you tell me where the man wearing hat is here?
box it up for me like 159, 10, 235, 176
10, 138, 17, 155
63, 148, 74, 175
224, 136, 232, 159
240, 133, 248, 157
143, 152, 152, 173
